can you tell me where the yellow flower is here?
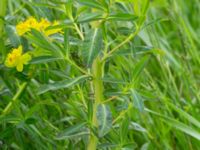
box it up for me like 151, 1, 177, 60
26, 17, 40, 30
16, 17, 37, 35
44, 21, 62, 36
16, 17, 62, 36
5, 45, 32, 72
38, 18, 51, 31
16, 21, 30, 36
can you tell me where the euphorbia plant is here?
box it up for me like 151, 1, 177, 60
4, 0, 150, 148
85, 2, 150, 149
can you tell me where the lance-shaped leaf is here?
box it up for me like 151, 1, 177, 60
27, 29, 63, 57
107, 13, 138, 21
77, 12, 103, 23
5, 25, 20, 47
30, 56, 64, 64
129, 122, 147, 132
168, 103, 200, 128
131, 55, 150, 82
146, 109, 200, 141
97, 104, 112, 137
37, 75, 89, 95
77, 0, 106, 10
82, 28, 103, 67
131, 89, 144, 112
56, 122, 88, 140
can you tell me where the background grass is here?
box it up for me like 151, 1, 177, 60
0, 0, 200, 149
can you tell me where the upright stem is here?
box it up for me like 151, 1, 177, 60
0, 0, 7, 62
0, 0, 7, 36
74, 23, 84, 41
87, 57, 104, 150
1, 82, 27, 115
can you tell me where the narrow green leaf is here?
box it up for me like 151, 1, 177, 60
120, 118, 130, 142
25, 100, 61, 119
131, 89, 144, 112
108, 13, 138, 21
77, 12, 103, 23
146, 109, 200, 140
141, 0, 150, 15
57, 131, 89, 140
82, 28, 103, 67
78, 0, 106, 10
64, 28, 70, 56
5, 25, 20, 47
168, 103, 200, 129
115, 46, 164, 56
30, 56, 64, 64
97, 104, 112, 137
131, 55, 149, 82
27, 29, 63, 57
164, 118, 200, 140
56, 122, 88, 140
0, 115, 21, 124
129, 122, 147, 132
37, 75, 89, 95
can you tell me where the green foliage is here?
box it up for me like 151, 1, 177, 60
0, 0, 200, 149
37, 75, 89, 95
81, 28, 103, 67
96, 104, 112, 137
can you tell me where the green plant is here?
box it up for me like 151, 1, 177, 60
0, 0, 200, 150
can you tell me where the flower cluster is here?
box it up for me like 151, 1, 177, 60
16, 17, 62, 36
5, 17, 62, 72
5, 45, 31, 72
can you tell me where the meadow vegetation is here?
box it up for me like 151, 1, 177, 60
0, 0, 200, 149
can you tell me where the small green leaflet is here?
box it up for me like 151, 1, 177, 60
37, 75, 89, 95
97, 104, 112, 137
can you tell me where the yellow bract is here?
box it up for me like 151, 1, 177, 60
44, 21, 62, 36
16, 17, 62, 36
5, 45, 32, 72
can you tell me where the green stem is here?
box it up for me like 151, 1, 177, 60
1, 82, 27, 115
66, 57, 88, 74
74, 23, 84, 41
0, 0, 7, 62
0, 0, 7, 37
102, 27, 140, 61
87, 57, 104, 150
